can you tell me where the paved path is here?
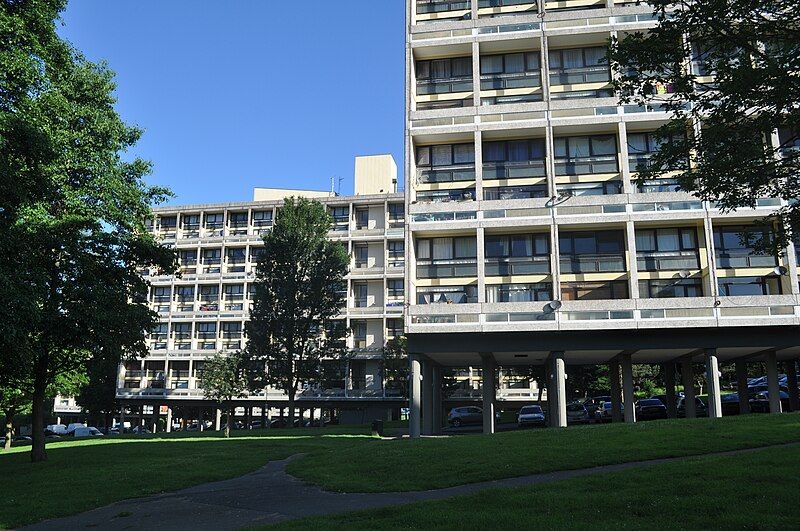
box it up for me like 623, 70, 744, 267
24, 442, 798, 530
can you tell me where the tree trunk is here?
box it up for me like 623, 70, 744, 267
4, 410, 14, 451
225, 404, 232, 438
30, 386, 47, 462
104, 411, 112, 433
287, 392, 295, 429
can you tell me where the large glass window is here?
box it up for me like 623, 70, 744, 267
713, 226, 777, 268
561, 281, 629, 300
417, 285, 478, 304
416, 144, 476, 183
717, 276, 781, 296
417, 237, 478, 278
416, 57, 473, 95
486, 283, 551, 302
560, 231, 626, 273
553, 135, 619, 176
639, 279, 703, 298
636, 228, 700, 270
480, 52, 541, 91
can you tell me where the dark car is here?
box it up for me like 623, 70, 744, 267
635, 398, 668, 421
269, 418, 302, 429
721, 393, 743, 415
447, 406, 484, 427
677, 396, 708, 417
566, 403, 590, 424
749, 390, 790, 413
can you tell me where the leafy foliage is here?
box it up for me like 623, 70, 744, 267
201, 352, 249, 437
244, 198, 349, 426
0, 1, 175, 461
609, 0, 800, 246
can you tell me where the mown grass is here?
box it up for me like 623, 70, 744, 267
2, 414, 799, 528
288, 413, 800, 492
276, 444, 800, 530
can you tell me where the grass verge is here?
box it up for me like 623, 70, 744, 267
287, 413, 800, 491
276, 444, 800, 530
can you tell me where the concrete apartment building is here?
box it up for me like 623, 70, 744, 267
98, 155, 409, 429
404, 0, 800, 436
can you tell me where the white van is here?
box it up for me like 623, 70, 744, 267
73, 427, 104, 438
46, 424, 67, 435
65, 423, 86, 434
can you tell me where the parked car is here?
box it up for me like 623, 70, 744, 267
517, 405, 546, 428
447, 406, 484, 427
73, 427, 104, 438
45, 424, 67, 436
595, 402, 624, 422
721, 393, 743, 415
12, 435, 32, 446
749, 390, 790, 413
269, 418, 302, 429
677, 396, 708, 417
65, 423, 87, 435
582, 396, 612, 421
566, 403, 590, 424
635, 398, 668, 421
131, 426, 151, 434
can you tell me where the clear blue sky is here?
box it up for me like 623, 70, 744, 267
58, 1, 405, 205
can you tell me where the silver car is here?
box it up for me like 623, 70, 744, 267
517, 405, 546, 428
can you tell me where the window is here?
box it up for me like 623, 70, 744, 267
718, 276, 782, 296
150, 323, 168, 339
549, 46, 607, 72
224, 284, 244, 299
417, 285, 478, 304
175, 286, 194, 301
202, 248, 221, 264
486, 283, 551, 303
388, 279, 405, 298
179, 250, 197, 266
221, 322, 242, 338
628, 131, 688, 172
228, 212, 248, 227
226, 248, 246, 262
252, 210, 273, 226
561, 281, 629, 300
151, 286, 171, 303
196, 322, 217, 339
159, 216, 177, 229
483, 185, 548, 200
416, 56, 472, 81
416, 144, 475, 168
387, 318, 403, 337
554, 135, 619, 176
560, 231, 625, 255
388, 241, 405, 267
483, 139, 545, 164
354, 283, 368, 307
172, 323, 192, 341
639, 279, 703, 298
199, 285, 219, 307
636, 228, 697, 252
355, 208, 369, 229
388, 203, 404, 220
486, 234, 549, 258
181, 214, 200, 230
713, 226, 777, 268
330, 206, 349, 222
558, 181, 622, 196
354, 245, 369, 267
249, 247, 266, 263
480, 52, 541, 91
204, 213, 224, 229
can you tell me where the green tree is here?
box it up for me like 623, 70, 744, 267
382, 337, 409, 397
202, 352, 249, 437
76, 348, 124, 431
0, 1, 175, 461
244, 198, 349, 428
609, 0, 800, 244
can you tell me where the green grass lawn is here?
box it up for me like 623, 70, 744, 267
0, 427, 373, 529
2, 414, 799, 528
276, 444, 800, 530
288, 413, 800, 491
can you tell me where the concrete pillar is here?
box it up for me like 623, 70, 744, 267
784, 360, 799, 412
120, 406, 126, 432
736, 360, 750, 414
621, 355, 636, 423
198, 407, 205, 431
246, 406, 252, 429
422, 360, 434, 435
549, 352, 567, 428
166, 407, 173, 433
664, 362, 677, 418
705, 349, 722, 419
409, 355, 421, 439
481, 355, 497, 434
214, 408, 222, 431
152, 418, 157, 433
261, 405, 267, 428
681, 360, 696, 418
431, 364, 443, 434
766, 351, 782, 414
609, 361, 622, 422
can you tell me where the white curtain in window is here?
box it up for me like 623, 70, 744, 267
505, 53, 525, 73
681, 230, 697, 249
481, 55, 503, 75
453, 144, 475, 164
657, 229, 680, 251
627, 133, 648, 154
431, 59, 450, 79
454, 237, 476, 258
451, 57, 472, 77
507, 140, 529, 162
591, 135, 616, 156
433, 238, 453, 260
562, 48, 584, 69
584, 47, 606, 66
432, 145, 453, 166
525, 52, 540, 70
486, 285, 498, 303
569, 137, 591, 158
417, 240, 431, 260
483, 141, 505, 162
635, 231, 656, 252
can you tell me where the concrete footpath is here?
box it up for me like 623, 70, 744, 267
24, 442, 799, 530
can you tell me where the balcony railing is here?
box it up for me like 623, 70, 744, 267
417, 260, 478, 278
416, 189, 476, 203
560, 253, 626, 273
716, 252, 778, 269
418, 165, 476, 184
417, 77, 473, 95
485, 257, 550, 275
478, 0, 536, 7
637, 251, 700, 271
483, 160, 546, 180
549, 66, 610, 86
417, 0, 471, 14
481, 71, 541, 90
555, 155, 618, 176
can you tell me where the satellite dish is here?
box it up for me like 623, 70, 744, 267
547, 300, 563, 312
678, 269, 691, 279
773, 266, 788, 276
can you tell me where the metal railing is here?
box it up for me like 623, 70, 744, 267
560, 254, 626, 273
485, 257, 550, 275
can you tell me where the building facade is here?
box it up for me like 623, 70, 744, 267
102, 156, 410, 429
404, 0, 800, 436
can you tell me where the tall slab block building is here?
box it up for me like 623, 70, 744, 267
404, 0, 800, 436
